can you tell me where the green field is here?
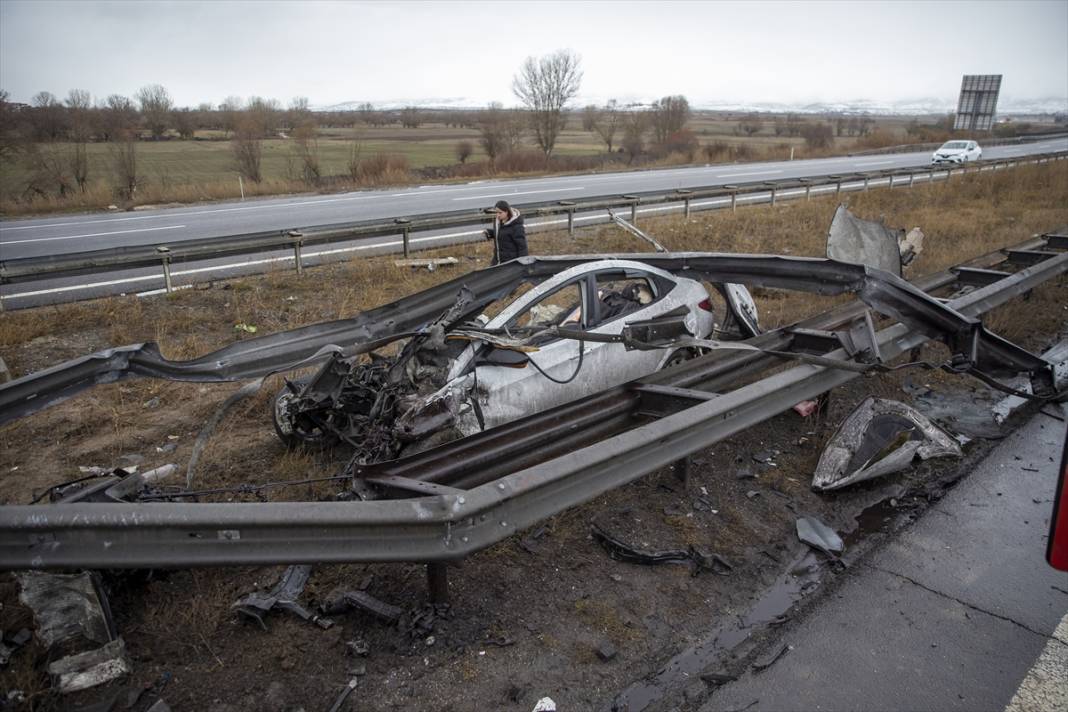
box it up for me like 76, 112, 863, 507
0, 113, 915, 213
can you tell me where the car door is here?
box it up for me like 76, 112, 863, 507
473, 278, 591, 428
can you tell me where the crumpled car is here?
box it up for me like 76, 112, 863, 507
272, 259, 755, 462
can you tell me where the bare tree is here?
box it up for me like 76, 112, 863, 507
737, 112, 763, 137
0, 89, 22, 161
592, 100, 621, 153
801, 122, 834, 149
622, 111, 648, 164
400, 106, 421, 128
455, 140, 473, 164
650, 95, 690, 145
219, 96, 243, 137
246, 96, 281, 137
65, 89, 93, 190
581, 104, 599, 132
287, 96, 311, 130
172, 108, 196, 139
511, 49, 582, 161
31, 91, 65, 141
477, 103, 508, 167
109, 128, 138, 199
232, 113, 264, 183
102, 94, 138, 141
292, 118, 321, 185
136, 84, 173, 139
347, 127, 365, 183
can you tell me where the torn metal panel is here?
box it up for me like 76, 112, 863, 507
826, 204, 904, 277
795, 517, 844, 556
811, 397, 963, 491
47, 637, 131, 694
17, 571, 115, 649
233, 564, 333, 630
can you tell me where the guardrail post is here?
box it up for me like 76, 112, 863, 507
395, 218, 412, 258
862, 173, 870, 192
427, 562, 448, 604
559, 200, 577, 235
799, 178, 812, 201
829, 176, 842, 196
156, 246, 173, 293
677, 189, 693, 217
946, 167, 952, 182
908, 171, 915, 188
764, 182, 777, 206
724, 185, 738, 212
887, 172, 895, 190
622, 195, 639, 223
287, 230, 304, 275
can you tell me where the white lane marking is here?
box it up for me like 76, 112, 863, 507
1, 225, 186, 245
1004, 612, 1068, 712
451, 187, 584, 201
1, 229, 487, 299
0, 194, 384, 231
715, 169, 784, 178
855, 159, 896, 167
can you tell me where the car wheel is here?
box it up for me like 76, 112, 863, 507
272, 381, 338, 449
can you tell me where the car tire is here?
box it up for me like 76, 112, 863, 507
272, 380, 338, 450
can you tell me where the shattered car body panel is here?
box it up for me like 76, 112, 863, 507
811, 397, 963, 491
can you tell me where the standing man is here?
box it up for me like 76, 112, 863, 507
484, 200, 528, 265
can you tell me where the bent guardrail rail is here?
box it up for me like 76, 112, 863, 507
1, 151, 1066, 300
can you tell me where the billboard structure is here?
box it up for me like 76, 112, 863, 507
953, 75, 1002, 131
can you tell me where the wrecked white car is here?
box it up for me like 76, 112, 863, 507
272, 259, 747, 461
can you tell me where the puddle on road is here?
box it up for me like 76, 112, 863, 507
612, 499, 905, 711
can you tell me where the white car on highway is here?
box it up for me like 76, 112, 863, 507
930, 140, 982, 165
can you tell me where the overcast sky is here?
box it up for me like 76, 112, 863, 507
1, 0, 1066, 109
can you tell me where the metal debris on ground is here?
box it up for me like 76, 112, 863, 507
532, 697, 558, 712
752, 643, 792, 672
826, 204, 907, 277
399, 602, 452, 639
591, 522, 732, 575
0, 628, 30, 668
233, 564, 334, 631
17, 571, 115, 650
811, 397, 962, 491
796, 516, 844, 558
392, 257, 459, 270
321, 588, 404, 624
326, 676, 360, 712
47, 637, 132, 694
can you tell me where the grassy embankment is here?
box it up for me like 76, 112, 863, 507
0, 158, 1065, 505
0, 114, 917, 216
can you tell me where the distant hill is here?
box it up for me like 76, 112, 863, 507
316, 95, 1068, 116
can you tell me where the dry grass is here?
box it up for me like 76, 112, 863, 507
0, 161, 1065, 504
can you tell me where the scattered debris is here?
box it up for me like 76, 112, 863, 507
811, 397, 962, 491
826, 203, 906, 277
592, 522, 732, 575
532, 697, 557, 712
596, 641, 618, 662
700, 670, 738, 686
322, 588, 404, 624
792, 400, 819, 417
17, 571, 115, 650
393, 257, 459, 270
746, 490, 761, 499
752, 643, 792, 672
233, 564, 333, 631
796, 516, 844, 557
346, 638, 370, 657
326, 676, 359, 712
143, 397, 161, 409
899, 227, 925, 267
0, 628, 30, 668
48, 638, 132, 694
234, 323, 258, 334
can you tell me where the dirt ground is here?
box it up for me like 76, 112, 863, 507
1, 165, 1067, 711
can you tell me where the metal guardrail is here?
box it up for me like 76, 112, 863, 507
1, 151, 1066, 296
0, 231, 1065, 571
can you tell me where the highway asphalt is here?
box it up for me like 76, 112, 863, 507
1, 138, 1065, 307
700, 404, 1068, 712
2, 138, 1066, 261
